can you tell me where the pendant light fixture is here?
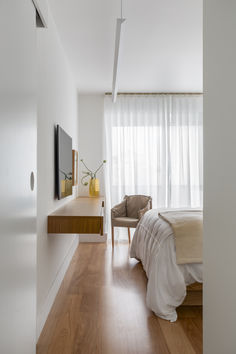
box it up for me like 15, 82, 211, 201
112, 0, 126, 103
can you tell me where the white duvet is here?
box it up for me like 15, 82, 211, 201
130, 209, 203, 322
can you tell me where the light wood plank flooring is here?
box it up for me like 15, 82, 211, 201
37, 242, 202, 354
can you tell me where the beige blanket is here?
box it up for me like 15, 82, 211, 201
158, 210, 203, 264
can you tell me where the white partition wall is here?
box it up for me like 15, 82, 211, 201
36, 6, 79, 339
204, 1, 236, 352
0, 1, 37, 353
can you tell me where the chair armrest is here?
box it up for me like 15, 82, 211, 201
138, 200, 152, 219
111, 200, 127, 219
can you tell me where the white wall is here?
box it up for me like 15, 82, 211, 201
78, 94, 105, 197
36, 8, 79, 339
204, 1, 236, 353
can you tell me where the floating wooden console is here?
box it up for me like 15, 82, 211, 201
48, 197, 105, 235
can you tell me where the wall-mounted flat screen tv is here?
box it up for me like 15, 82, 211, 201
56, 125, 72, 200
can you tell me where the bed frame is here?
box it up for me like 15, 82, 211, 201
181, 282, 202, 306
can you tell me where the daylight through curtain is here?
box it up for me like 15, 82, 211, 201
104, 94, 203, 238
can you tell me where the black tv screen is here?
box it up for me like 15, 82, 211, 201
56, 125, 72, 200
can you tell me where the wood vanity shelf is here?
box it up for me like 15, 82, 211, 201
48, 197, 105, 235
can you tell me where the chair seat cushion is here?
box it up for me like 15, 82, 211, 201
112, 217, 139, 228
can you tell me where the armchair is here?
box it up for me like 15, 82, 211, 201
111, 195, 152, 247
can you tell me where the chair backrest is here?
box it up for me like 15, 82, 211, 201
124, 195, 152, 218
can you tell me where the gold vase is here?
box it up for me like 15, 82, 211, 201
61, 179, 72, 198
89, 178, 100, 197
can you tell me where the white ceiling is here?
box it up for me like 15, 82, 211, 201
48, 0, 202, 93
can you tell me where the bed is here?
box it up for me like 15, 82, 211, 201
130, 209, 203, 322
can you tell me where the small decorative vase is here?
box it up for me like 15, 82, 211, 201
61, 179, 72, 197
89, 178, 100, 197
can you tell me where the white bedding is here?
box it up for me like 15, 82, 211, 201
130, 209, 203, 322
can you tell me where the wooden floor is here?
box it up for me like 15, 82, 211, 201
37, 242, 202, 354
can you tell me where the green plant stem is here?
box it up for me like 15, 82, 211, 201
81, 160, 93, 174
94, 162, 104, 175
81, 174, 89, 186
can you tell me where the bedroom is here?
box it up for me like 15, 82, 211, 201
0, 0, 235, 354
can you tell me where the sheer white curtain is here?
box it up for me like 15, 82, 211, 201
104, 94, 203, 237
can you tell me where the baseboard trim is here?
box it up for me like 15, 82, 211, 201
36, 236, 79, 341
79, 233, 107, 243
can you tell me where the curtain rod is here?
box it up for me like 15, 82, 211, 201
105, 92, 203, 95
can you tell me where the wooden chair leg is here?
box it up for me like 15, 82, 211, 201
128, 227, 131, 243
112, 226, 114, 247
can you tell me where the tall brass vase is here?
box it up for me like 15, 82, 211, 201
89, 178, 100, 197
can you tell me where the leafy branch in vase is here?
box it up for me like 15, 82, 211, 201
80, 159, 106, 186
59, 170, 72, 180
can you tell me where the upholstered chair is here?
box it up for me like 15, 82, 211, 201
111, 195, 152, 247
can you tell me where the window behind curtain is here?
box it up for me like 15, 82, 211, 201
104, 94, 203, 219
